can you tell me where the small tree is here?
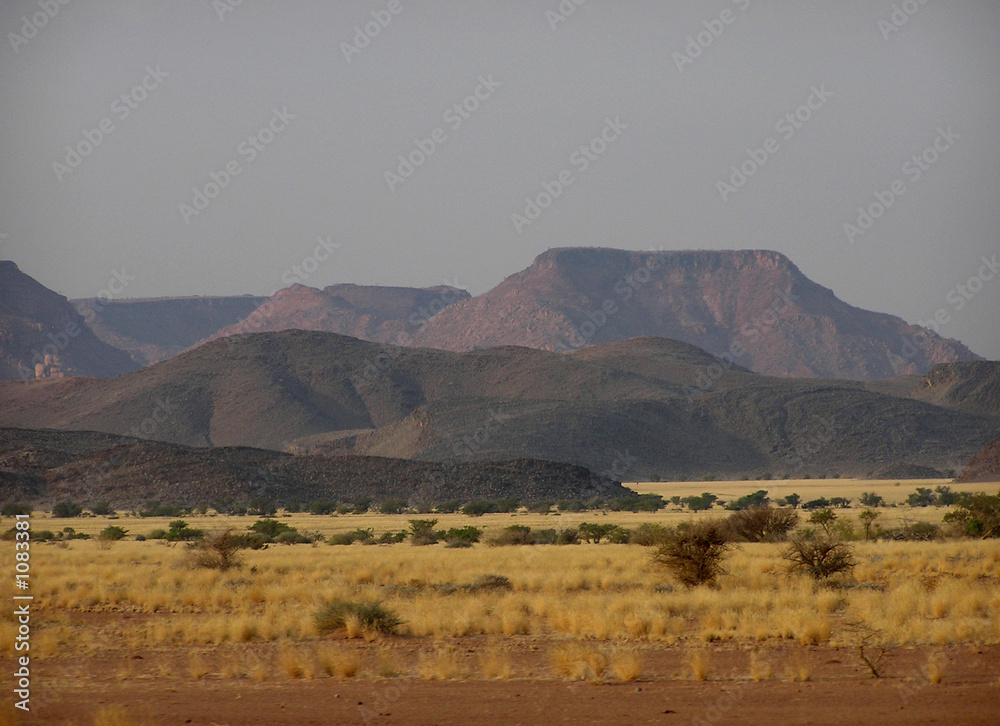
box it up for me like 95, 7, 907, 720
408, 519, 440, 546
52, 500, 83, 518
858, 509, 881, 541
784, 536, 856, 579
683, 492, 718, 512
726, 490, 769, 511
943, 491, 1000, 538
97, 525, 128, 549
191, 529, 247, 571
778, 493, 801, 509
724, 506, 799, 542
808, 508, 837, 537
906, 487, 935, 507
859, 492, 884, 508
653, 520, 731, 587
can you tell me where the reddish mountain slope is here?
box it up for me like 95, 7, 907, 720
204, 283, 469, 345
410, 248, 979, 379
957, 437, 1000, 483
0, 261, 139, 380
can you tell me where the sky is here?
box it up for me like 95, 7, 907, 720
1, 0, 998, 358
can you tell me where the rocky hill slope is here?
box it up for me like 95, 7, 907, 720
0, 427, 627, 508
1, 330, 995, 480
0, 261, 139, 380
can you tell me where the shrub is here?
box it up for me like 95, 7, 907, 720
352, 498, 373, 515
556, 500, 585, 512
138, 501, 184, 517
52, 500, 83, 518
556, 528, 580, 545
776, 493, 801, 509
906, 488, 936, 507
934, 486, 956, 506
488, 525, 535, 546
444, 526, 482, 544
329, 528, 375, 545
379, 499, 409, 514
801, 497, 830, 510
859, 492, 884, 507
164, 520, 204, 541
147, 529, 167, 540
1, 503, 31, 516
829, 497, 851, 509
943, 491, 1000, 538
578, 523, 618, 543
99, 525, 128, 541
134, 534, 146, 541
190, 530, 247, 571
308, 500, 339, 515
409, 519, 441, 546
607, 494, 665, 512
462, 500, 495, 517
628, 523, 670, 546
249, 519, 294, 539
90, 501, 113, 516
377, 530, 408, 544
274, 530, 311, 545
435, 500, 462, 514
784, 536, 856, 579
653, 521, 731, 587
725, 506, 799, 542
314, 600, 402, 636
682, 492, 718, 511
726, 490, 769, 511
528, 501, 553, 514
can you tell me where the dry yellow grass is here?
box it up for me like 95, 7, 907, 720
479, 643, 513, 680
317, 645, 361, 678
551, 642, 608, 681
3, 518, 999, 695
687, 648, 712, 680
609, 648, 644, 682
92, 705, 147, 726
417, 647, 463, 680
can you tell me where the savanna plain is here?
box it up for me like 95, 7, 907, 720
3, 479, 999, 726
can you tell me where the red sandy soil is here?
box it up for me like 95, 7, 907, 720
9, 643, 1000, 725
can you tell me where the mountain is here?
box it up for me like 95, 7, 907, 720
410, 248, 979, 380
202, 283, 470, 345
956, 437, 1000, 484
0, 427, 628, 508
71, 295, 267, 366
0, 261, 139, 380
1, 329, 995, 480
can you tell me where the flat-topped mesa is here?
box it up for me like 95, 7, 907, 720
411, 247, 978, 379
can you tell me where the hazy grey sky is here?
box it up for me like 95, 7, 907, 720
2, 0, 998, 358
